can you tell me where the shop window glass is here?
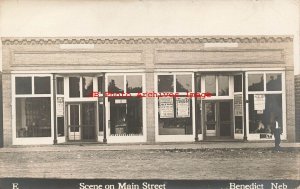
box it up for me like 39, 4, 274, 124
235, 116, 243, 134
205, 76, 216, 96
266, 74, 282, 91
234, 75, 243, 92
56, 77, 64, 95
81, 103, 96, 140
248, 94, 282, 134
16, 97, 51, 138
195, 76, 201, 92
158, 97, 193, 135
82, 77, 93, 97
97, 77, 103, 94
109, 98, 143, 136
108, 76, 124, 93
218, 76, 229, 96
16, 77, 32, 94
248, 74, 264, 91
158, 75, 174, 92
34, 77, 50, 94
98, 104, 104, 133
126, 75, 142, 93
176, 75, 192, 92
69, 105, 80, 132
69, 77, 80, 97
57, 117, 64, 136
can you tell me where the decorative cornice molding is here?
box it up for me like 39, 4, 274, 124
1, 36, 293, 45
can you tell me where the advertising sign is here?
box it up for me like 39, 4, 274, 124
176, 97, 190, 118
56, 97, 64, 117
159, 97, 174, 118
254, 94, 265, 111
234, 94, 243, 116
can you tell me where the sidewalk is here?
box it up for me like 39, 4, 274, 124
1, 141, 300, 152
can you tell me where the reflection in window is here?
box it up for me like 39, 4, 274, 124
109, 98, 143, 136
16, 97, 51, 137
234, 75, 242, 92
127, 75, 142, 93
16, 77, 32, 94
34, 77, 51, 94
248, 74, 264, 91
248, 94, 282, 134
82, 77, 93, 97
176, 75, 192, 92
108, 76, 124, 93
158, 97, 193, 135
218, 76, 229, 96
69, 77, 80, 97
56, 77, 64, 95
205, 76, 216, 96
158, 75, 173, 92
266, 74, 282, 91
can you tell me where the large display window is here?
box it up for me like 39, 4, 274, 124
106, 73, 146, 142
13, 74, 53, 144
246, 72, 285, 140
155, 73, 195, 141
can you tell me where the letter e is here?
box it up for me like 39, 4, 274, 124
12, 183, 19, 189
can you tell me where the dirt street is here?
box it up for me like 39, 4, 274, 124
0, 147, 299, 180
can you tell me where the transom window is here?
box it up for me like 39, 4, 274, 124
107, 75, 143, 94
204, 75, 229, 96
15, 76, 51, 95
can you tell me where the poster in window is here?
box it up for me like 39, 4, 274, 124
254, 94, 265, 111
234, 94, 243, 116
159, 97, 174, 118
56, 97, 64, 117
176, 97, 190, 118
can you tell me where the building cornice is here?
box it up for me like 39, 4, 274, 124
1, 36, 293, 45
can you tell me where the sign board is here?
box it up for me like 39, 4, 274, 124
234, 94, 243, 116
254, 94, 265, 111
56, 97, 64, 117
159, 97, 174, 118
176, 97, 190, 118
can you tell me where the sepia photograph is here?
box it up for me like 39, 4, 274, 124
0, 0, 299, 188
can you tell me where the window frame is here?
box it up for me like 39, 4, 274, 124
12, 74, 54, 145
155, 72, 195, 142
105, 73, 147, 143
245, 71, 286, 140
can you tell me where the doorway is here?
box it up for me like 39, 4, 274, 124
203, 100, 233, 139
66, 102, 97, 141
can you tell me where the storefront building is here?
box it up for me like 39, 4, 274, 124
1, 36, 295, 146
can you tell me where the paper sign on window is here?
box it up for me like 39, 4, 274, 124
159, 97, 174, 118
56, 97, 64, 117
234, 94, 243, 116
254, 94, 265, 111
176, 97, 190, 118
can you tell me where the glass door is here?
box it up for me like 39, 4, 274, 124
67, 102, 96, 141
68, 104, 81, 141
204, 102, 217, 136
204, 100, 233, 139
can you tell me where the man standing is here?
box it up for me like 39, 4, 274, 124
273, 117, 282, 151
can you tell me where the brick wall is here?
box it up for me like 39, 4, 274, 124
295, 75, 300, 142
1, 36, 295, 145
0, 73, 3, 147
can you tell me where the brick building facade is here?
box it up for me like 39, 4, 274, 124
1, 36, 296, 146
295, 75, 300, 142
